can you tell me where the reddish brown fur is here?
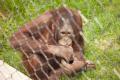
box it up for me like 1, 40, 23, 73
10, 7, 86, 80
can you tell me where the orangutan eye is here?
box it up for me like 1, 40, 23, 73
61, 32, 66, 34
61, 32, 71, 34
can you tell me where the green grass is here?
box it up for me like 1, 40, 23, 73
0, 0, 120, 80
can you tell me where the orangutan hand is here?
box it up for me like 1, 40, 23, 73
61, 57, 86, 73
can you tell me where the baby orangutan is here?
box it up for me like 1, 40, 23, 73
10, 7, 95, 80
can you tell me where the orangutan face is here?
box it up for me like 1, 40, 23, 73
58, 19, 74, 46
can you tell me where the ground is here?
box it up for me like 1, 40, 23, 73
0, 0, 120, 80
